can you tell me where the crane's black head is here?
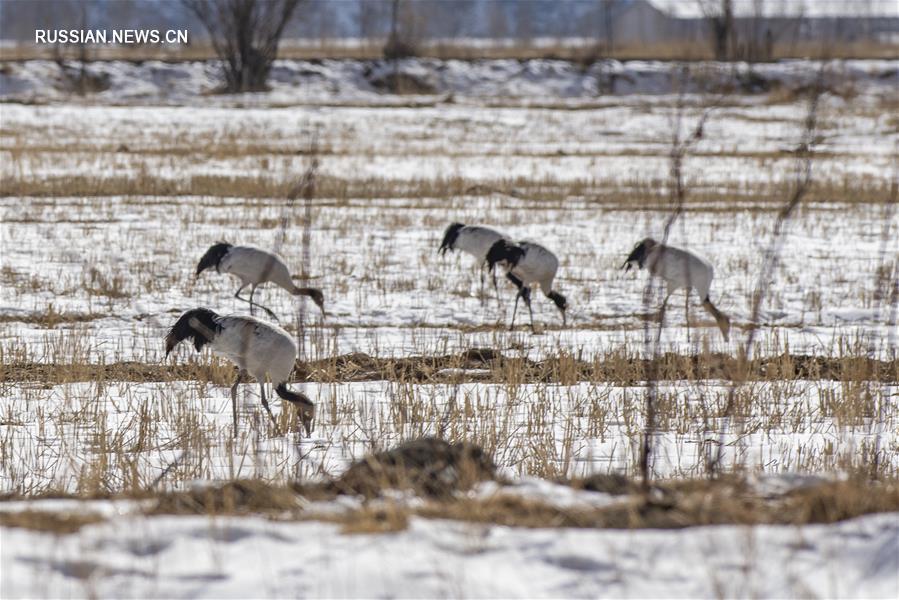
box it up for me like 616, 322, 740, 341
165, 308, 222, 355
485, 239, 525, 272
438, 223, 465, 255
196, 242, 233, 278
295, 287, 325, 314
622, 238, 657, 272
308, 288, 325, 311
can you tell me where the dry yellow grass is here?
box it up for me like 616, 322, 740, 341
2, 350, 896, 386
0, 509, 106, 534
6, 470, 898, 535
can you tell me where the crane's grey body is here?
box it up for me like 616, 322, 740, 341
623, 238, 730, 340
643, 243, 715, 300
508, 241, 560, 296
486, 239, 568, 332
220, 245, 296, 291
212, 314, 298, 386
165, 308, 315, 436
196, 243, 324, 320
439, 223, 510, 304
443, 225, 508, 262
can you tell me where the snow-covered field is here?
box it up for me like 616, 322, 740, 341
1, 57, 897, 598
1, 97, 896, 363
1, 193, 896, 362
3, 502, 897, 599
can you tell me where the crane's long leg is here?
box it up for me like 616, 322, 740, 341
506, 273, 524, 330
659, 291, 671, 318
235, 285, 279, 321
230, 370, 244, 438
479, 266, 486, 306
510, 293, 520, 330
522, 286, 535, 334
656, 292, 672, 344
259, 382, 280, 433
685, 289, 691, 344
491, 266, 504, 309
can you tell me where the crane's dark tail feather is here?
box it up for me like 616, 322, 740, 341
164, 308, 222, 355
702, 298, 731, 342
276, 384, 316, 437
196, 242, 233, 277
485, 240, 525, 271
438, 223, 464, 255
548, 291, 568, 326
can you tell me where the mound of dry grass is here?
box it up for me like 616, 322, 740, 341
329, 437, 497, 499
150, 479, 308, 516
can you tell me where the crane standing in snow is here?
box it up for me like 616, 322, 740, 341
622, 238, 731, 341
485, 239, 568, 332
165, 308, 315, 437
195, 243, 324, 320
439, 222, 510, 304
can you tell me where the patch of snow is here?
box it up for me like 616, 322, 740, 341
1, 509, 897, 598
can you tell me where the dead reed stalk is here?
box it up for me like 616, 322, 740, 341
707, 64, 828, 476
640, 68, 719, 489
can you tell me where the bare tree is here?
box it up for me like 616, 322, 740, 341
588, 0, 623, 94
601, 0, 621, 55
383, 0, 421, 59
51, 0, 110, 95
182, 0, 301, 93
698, 0, 735, 60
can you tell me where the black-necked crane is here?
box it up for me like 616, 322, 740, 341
485, 239, 568, 332
164, 308, 315, 437
438, 222, 510, 303
196, 243, 324, 320
622, 237, 731, 341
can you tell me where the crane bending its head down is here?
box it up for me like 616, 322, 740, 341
196, 242, 325, 320
165, 308, 315, 437
622, 237, 730, 341
486, 239, 567, 331
438, 222, 511, 306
